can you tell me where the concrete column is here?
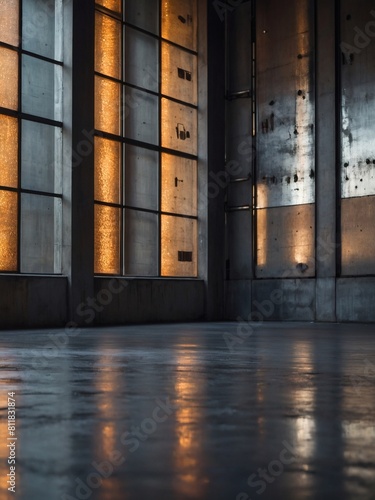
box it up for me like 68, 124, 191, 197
62, 0, 95, 325
315, 0, 337, 321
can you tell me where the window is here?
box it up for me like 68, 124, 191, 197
0, 0, 63, 273
94, 0, 199, 277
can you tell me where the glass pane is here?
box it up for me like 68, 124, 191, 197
0, 190, 17, 271
21, 121, 62, 194
95, 12, 121, 80
124, 27, 158, 92
125, 210, 158, 276
125, 0, 159, 34
0, 0, 19, 46
94, 204, 121, 274
22, 55, 62, 121
161, 215, 197, 277
162, 0, 197, 51
0, 47, 18, 110
22, 0, 63, 61
125, 145, 158, 210
161, 98, 197, 155
0, 115, 18, 188
96, 0, 122, 13
95, 76, 121, 135
21, 194, 62, 274
124, 87, 158, 145
162, 153, 197, 216
162, 42, 197, 105
95, 137, 121, 204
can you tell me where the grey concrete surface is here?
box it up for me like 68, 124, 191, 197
0, 322, 374, 499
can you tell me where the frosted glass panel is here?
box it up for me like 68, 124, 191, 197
162, 154, 197, 216
23, 0, 63, 60
124, 27, 158, 92
95, 12, 121, 80
124, 87, 158, 145
95, 76, 121, 135
95, 137, 121, 204
125, 146, 158, 210
0, 0, 19, 46
162, 0, 197, 51
162, 42, 197, 105
125, 210, 158, 276
21, 194, 62, 274
0, 115, 18, 188
21, 121, 62, 193
0, 48, 18, 110
161, 215, 197, 277
22, 55, 62, 121
125, 0, 159, 34
96, 0, 121, 13
94, 205, 121, 274
161, 98, 197, 155
0, 190, 17, 271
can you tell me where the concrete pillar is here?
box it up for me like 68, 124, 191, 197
62, 0, 95, 325
315, 0, 337, 321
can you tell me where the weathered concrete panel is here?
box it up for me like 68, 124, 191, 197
256, 0, 315, 209
0, 276, 68, 329
341, 195, 375, 275
225, 279, 252, 320
252, 278, 315, 321
316, 278, 336, 322
341, 0, 375, 199
256, 204, 315, 278
337, 277, 375, 322
94, 278, 205, 324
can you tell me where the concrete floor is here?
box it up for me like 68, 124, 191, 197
0, 322, 375, 500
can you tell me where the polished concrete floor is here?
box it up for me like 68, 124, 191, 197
0, 322, 375, 500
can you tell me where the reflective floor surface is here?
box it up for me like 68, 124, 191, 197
0, 322, 375, 500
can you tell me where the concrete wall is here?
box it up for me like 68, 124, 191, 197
225, 0, 375, 323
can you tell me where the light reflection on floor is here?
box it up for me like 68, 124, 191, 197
0, 322, 374, 499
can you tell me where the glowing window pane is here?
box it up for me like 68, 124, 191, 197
162, 0, 197, 51
95, 12, 121, 80
96, 0, 122, 13
125, 210, 158, 276
0, 115, 18, 188
95, 137, 121, 204
162, 42, 197, 105
0, 47, 18, 110
161, 215, 197, 277
0, 0, 19, 46
162, 153, 197, 216
0, 190, 17, 271
94, 205, 121, 275
95, 76, 121, 135
161, 98, 197, 155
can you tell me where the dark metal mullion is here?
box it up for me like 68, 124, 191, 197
335, 0, 342, 278
158, 0, 162, 277
251, 0, 258, 279
17, 0, 22, 273
22, 49, 63, 67
121, 6, 125, 276
20, 112, 62, 128
160, 36, 198, 56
